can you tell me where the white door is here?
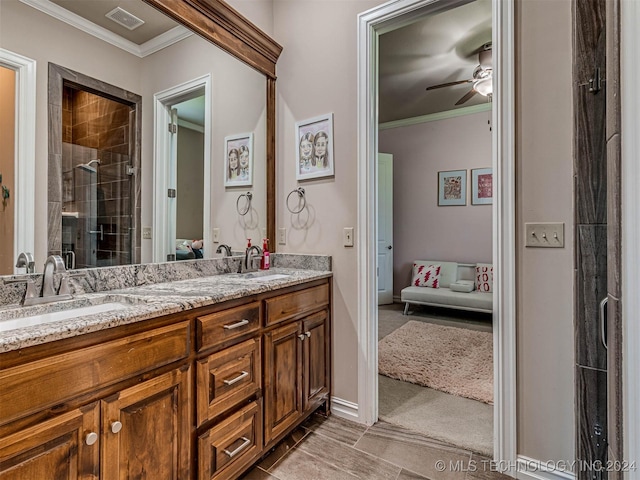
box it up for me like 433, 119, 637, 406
377, 153, 393, 305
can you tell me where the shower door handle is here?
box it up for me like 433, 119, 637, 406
599, 296, 608, 349
89, 224, 104, 241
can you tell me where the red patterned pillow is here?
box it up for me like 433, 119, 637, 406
475, 263, 494, 292
412, 263, 441, 288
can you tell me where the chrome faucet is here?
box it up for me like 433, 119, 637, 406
216, 244, 232, 256
15, 252, 35, 273
244, 245, 263, 271
3, 254, 73, 306
41, 255, 72, 300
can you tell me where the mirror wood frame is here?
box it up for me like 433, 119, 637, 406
144, 0, 282, 252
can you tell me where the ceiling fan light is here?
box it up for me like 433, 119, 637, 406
474, 78, 492, 97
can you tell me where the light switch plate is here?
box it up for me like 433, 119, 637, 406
212, 228, 220, 243
343, 227, 354, 247
525, 222, 565, 248
278, 227, 286, 245
142, 227, 152, 239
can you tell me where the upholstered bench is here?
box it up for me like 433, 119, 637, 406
400, 260, 493, 315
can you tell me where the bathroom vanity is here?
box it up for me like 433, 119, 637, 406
0, 260, 331, 479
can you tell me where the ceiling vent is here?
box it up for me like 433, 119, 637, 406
105, 7, 145, 31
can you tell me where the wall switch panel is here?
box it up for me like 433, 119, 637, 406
212, 228, 220, 243
343, 227, 354, 247
278, 227, 286, 245
525, 222, 565, 248
142, 227, 152, 239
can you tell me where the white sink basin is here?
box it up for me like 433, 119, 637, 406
0, 302, 129, 333
240, 273, 291, 281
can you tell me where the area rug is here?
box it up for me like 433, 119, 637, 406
378, 320, 493, 404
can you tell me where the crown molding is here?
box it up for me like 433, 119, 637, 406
19, 0, 192, 58
379, 103, 492, 130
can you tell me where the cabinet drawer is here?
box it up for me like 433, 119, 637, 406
265, 284, 329, 327
196, 338, 261, 426
197, 302, 261, 351
198, 399, 263, 480
0, 321, 190, 426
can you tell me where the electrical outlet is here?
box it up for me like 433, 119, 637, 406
278, 227, 286, 245
212, 228, 220, 243
525, 222, 565, 248
142, 227, 152, 240
343, 227, 354, 247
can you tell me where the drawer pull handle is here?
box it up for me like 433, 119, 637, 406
111, 421, 123, 434
223, 436, 251, 458
223, 371, 249, 386
85, 432, 98, 446
223, 319, 250, 330
298, 334, 306, 341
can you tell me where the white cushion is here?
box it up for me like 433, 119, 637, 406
413, 260, 457, 288
475, 263, 494, 292
411, 263, 441, 288
401, 286, 492, 311
450, 280, 475, 293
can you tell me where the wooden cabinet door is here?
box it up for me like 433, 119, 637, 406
101, 365, 191, 480
302, 310, 330, 411
263, 322, 303, 445
0, 403, 100, 480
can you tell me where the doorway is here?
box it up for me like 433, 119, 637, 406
153, 75, 211, 263
357, 0, 516, 464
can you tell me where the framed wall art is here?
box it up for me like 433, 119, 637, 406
224, 132, 253, 187
471, 167, 493, 205
438, 169, 467, 206
295, 113, 334, 180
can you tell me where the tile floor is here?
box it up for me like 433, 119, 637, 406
241, 413, 513, 480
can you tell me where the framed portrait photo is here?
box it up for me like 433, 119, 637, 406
438, 169, 467, 206
295, 113, 334, 181
224, 132, 253, 187
471, 167, 493, 205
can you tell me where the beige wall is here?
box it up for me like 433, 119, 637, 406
177, 126, 205, 240
273, 0, 385, 403
516, 0, 574, 463
379, 112, 493, 297
267, 0, 575, 463
0, 67, 16, 274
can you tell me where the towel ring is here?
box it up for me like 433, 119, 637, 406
286, 187, 306, 214
236, 192, 252, 216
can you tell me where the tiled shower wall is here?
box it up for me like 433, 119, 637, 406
61, 87, 134, 268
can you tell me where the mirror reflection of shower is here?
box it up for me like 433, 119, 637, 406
60, 84, 136, 269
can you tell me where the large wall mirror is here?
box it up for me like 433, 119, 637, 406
0, 0, 280, 273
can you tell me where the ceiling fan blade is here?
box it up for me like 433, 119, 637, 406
455, 89, 478, 105
425, 79, 473, 91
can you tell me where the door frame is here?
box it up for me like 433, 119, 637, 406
153, 74, 211, 262
0, 49, 35, 272
356, 0, 516, 464
621, 0, 640, 471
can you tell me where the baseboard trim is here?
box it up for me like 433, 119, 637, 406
330, 397, 360, 421
515, 456, 575, 480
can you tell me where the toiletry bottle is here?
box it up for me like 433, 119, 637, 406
260, 238, 270, 270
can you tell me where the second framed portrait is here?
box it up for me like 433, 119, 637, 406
224, 133, 253, 187
295, 113, 334, 181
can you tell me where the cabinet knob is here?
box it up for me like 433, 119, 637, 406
305, 331, 311, 338
297, 334, 306, 341
85, 432, 98, 445
111, 421, 123, 434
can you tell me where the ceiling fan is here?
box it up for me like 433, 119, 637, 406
425, 42, 493, 106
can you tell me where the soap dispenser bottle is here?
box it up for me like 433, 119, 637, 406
260, 238, 270, 270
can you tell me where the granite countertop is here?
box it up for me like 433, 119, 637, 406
0, 268, 331, 353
